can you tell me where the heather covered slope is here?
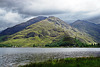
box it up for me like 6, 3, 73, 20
71, 20, 100, 43
0, 16, 47, 36
0, 16, 95, 47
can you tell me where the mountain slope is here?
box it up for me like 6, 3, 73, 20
71, 20, 100, 43
47, 17, 95, 43
88, 16, 100, 24
0, 16, 47, 36
0, 17, 95, 47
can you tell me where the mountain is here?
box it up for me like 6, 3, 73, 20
98, 24, 100, 26
87, 16, 100, 24
0, 16, 47, 36
71, 20, 100, 43
0, 16, 95, 47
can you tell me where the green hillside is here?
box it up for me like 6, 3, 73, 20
0, 16, 95, 47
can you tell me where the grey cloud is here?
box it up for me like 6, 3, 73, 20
0, 0, 100, 17
0, 21, 14, 31
0, 0, 65, 16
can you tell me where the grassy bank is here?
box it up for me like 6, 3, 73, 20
19, 57, 100, 67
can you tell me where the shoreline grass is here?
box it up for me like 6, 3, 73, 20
19, 57, 100, 67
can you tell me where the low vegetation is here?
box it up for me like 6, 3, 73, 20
19, 57, 100, 67
45, 37, 88, 47
0, 36, 99, 47
0, 35, 7, 42
45, 37, 100, 47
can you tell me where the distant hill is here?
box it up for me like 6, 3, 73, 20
71, 20, 100, 43
0, 16, 95, 47
88, 16, 100, 24
0, 16, 47, 36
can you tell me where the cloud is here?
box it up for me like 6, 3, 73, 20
3, 12, 22, 23
0, 8, 6, 15
0, 0, 100, 30
0, 8, 33, 30
0, 0, 100, 16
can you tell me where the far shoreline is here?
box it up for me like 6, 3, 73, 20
0, 47, 100, 48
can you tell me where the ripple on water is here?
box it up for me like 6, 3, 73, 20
0, 48, 100, 67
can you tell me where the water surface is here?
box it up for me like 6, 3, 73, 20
0, 48, 100, 67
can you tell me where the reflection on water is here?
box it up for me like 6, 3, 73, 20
0, 48, 100, 67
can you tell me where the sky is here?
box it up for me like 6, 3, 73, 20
0, 0, 100, 31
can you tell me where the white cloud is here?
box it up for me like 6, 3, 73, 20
0, 9, 33, 24
0, 8, 6, 15
20, 0, 100, 13
0, 8, 33, 31
3, 12, 22, 23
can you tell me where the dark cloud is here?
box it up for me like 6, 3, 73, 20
0, 0, 65, 16
0, 0, 100, 17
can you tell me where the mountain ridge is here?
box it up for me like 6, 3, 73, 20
0, 16, 47, 36
88, 16, 100, 24
71, 20, 100, 43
